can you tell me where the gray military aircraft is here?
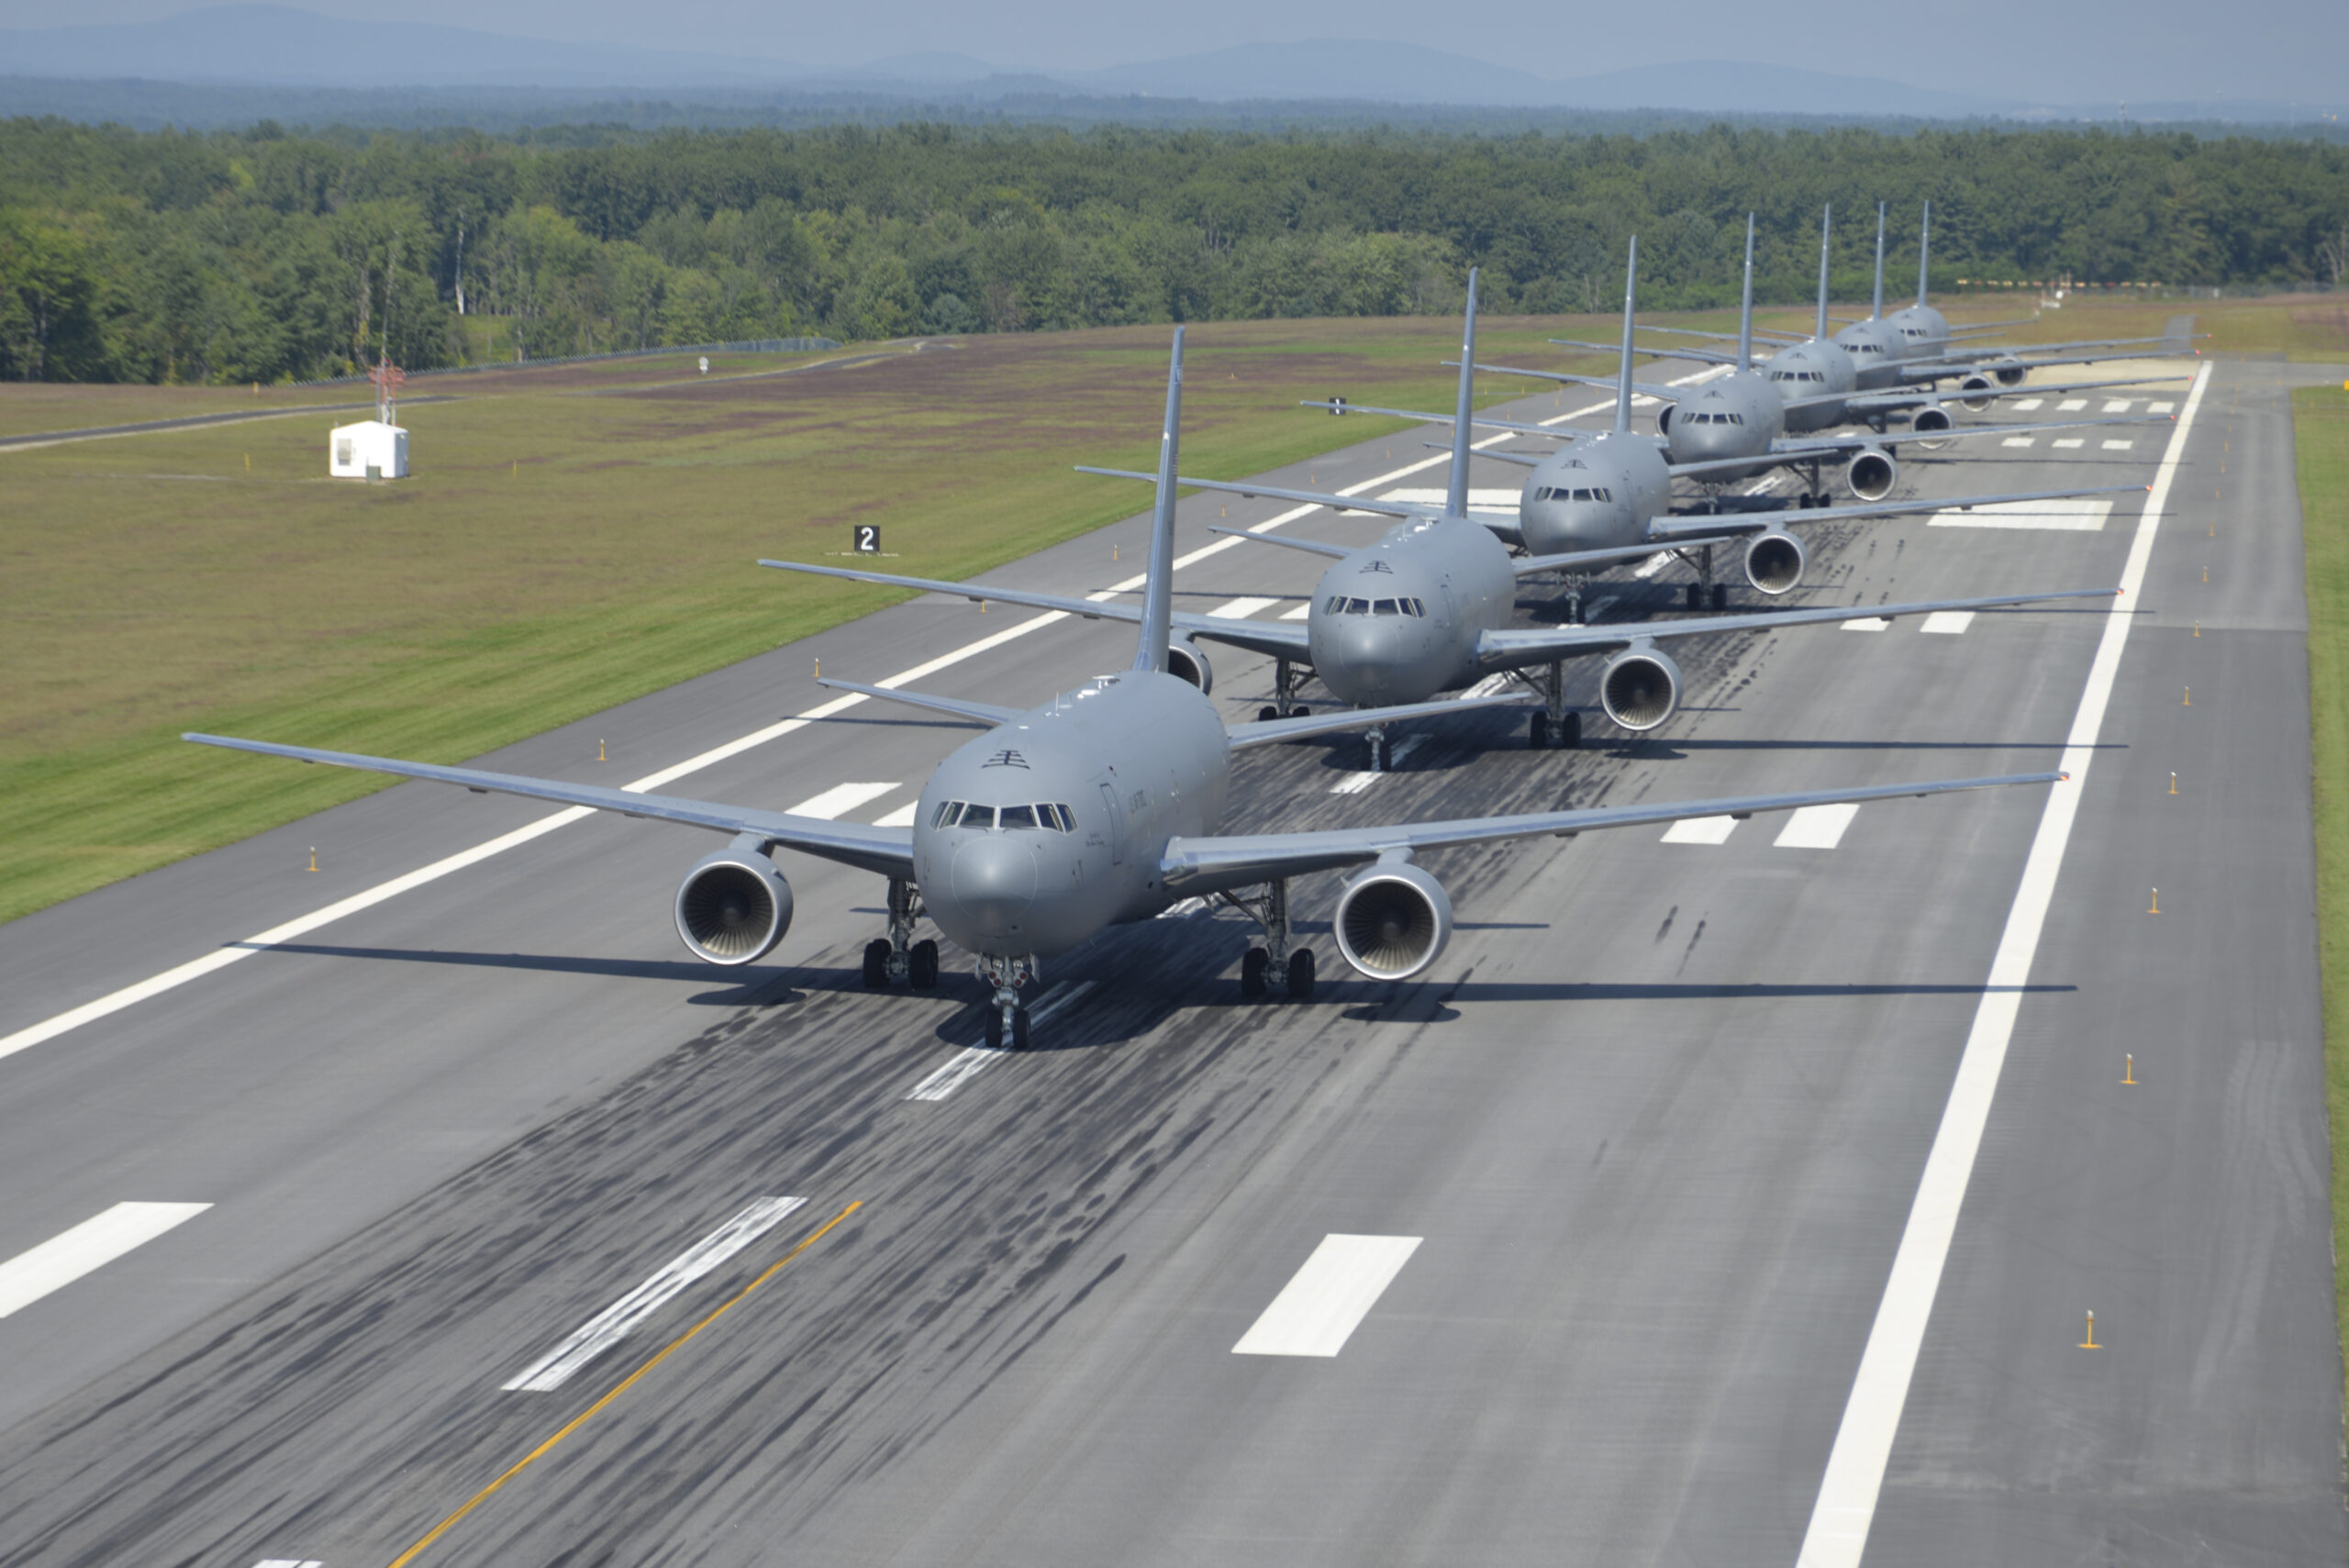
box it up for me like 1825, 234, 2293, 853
184, 328, 2065, 1046
1464, 213, 2162, 505
1082, 239, 2146, 622
769, 271, 2113, 769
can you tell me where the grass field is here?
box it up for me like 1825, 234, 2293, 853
2293, 381, 2349, 1412
0, 312, 1629, 924
0, 294, 2332, 929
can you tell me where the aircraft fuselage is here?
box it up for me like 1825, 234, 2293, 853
1302, 516, 1514, 706
1662, 369, 1788, 479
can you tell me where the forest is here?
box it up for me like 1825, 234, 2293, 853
2, 116, 2344, 384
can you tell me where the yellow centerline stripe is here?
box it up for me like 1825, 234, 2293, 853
384, 1200, 862, 1568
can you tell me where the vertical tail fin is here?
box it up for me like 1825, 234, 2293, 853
1916, 200, 1932, 307
1614, 236, 1639, 437
1130, 327, 1184, 675
1736, 215, 1755, 372
1871, 202, 1887, 320
1814, 205, 1832, 341
1443, 268, 1479, 518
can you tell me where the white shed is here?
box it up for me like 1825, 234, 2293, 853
329, 419, 407, 480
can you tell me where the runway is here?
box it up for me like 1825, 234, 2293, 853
0, 350, 2336, 1567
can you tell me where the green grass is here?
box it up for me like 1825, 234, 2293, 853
2295, 381, 2349, 1416
0, 313, 1602, 924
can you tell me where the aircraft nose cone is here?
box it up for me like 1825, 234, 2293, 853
1316, 617, 1406, 701
951, 836, 1037, 938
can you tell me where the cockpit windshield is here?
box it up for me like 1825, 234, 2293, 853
930, 801, 1076, 831
1321, 596, 1428, 617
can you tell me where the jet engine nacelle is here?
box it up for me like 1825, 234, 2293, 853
1845, 446, 1896, 502
1600, 644, 1681, 731
1958, 373, 1998, 413
674, 832, 794, 965
1992, 361, 2028, 387
1166, 637, 1213, 695
1655, 403, 1676, 436
1743, 530, 1806, 595
1911, 403, 1954, 449
1333, 859, 1453, 982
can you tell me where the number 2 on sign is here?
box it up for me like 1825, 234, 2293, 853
854, 525, 881, 554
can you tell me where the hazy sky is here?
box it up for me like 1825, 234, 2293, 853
6, 0, 2340, 104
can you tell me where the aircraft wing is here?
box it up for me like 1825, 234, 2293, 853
1926, 332, 2199, 364
1471, 586, 2112, 667
813, 678, 1020, 727
1669, 415, 2166, 474
1542, 337, 1739, 367
1159, 772, 2060, 895
1075, 465, 1441, 522
1512, 541, 1706, 577
1819, 373, 2193, 419
1644, 482, 2148, 541
1897, 346, 2193, 382
759, 558, 1309, 663
1208, 525, 1352, 559
1464, 361, 1691, 399
1224, 692, 1527, 751
182, 734, 918, 880
1298, 400, 1572, 439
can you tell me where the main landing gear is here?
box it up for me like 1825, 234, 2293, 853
863, 877, 940, 990
1224, 879, 1316, 1001
1364, 727, 1391, 773
1255, 657, 1312, 724
1520, 660, 1581, 750
979, 951, 1038, 1049
1676, 543, 1731, 612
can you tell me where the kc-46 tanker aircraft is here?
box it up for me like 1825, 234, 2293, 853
768, 269, 2114, 770
188, 329, 2064, 1048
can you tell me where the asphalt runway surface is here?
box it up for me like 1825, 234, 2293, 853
0, 350, 2338, 1567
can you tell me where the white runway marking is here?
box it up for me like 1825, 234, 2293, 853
906, 1047, 999, 1102
1231, 1234, 1422, 1357
1661, 815, 1739, 844
1028, 980, 1096, 1022
1375, 488, 1522, 513
2051, 438, 2085, 449
2101, 399, 2132, 412
2057, 397, 2087, 411
0, 1202, 211, 1318
1207, 596, 1278, 619
2101, 439, 2134, 450
1928, 498, 2112, 532
1278, 602, 1312, 620
1632, 551, 1675, 579
1999, 437, 2035, 448
1, 369, 1726, 1068
1920, 610, 1976, 635
2009, 397, 2043, 411
1795, 361, 2211, 1568
254, 1560, 323, 1567
1580, 595, 1620, 621
1329, 735, 1428, 795
502, 1195, 807, 1392
873, 800, 919, 828
785, 782, 897, 820
1774, 802, 1859, 849
2149, 400, 2176, 414
1841, 617, 1891, 632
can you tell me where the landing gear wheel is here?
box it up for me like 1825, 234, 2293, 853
1561, 711, 1581, 748
984, 1008, 1005, 1050
908, 939, 940, 988
1241, 946, 1270, 998
1286, 948, 1317, 1000
1011, 1007, 1031, 1050
1292, 706, 1309, 719
1258, 705, 1280, 723
862, 939, 892, 988
1710, 583, 1730, 611
1529, 712, 1550, 749
1687, 583, 1703, 611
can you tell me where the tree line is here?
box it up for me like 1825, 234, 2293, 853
2, 116, 2343, 384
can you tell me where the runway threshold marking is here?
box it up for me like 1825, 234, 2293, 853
1232, 1234, 1423, 1356
0, 1201, 211, 1318
501, 1195, 808, 1393
389, 1201, 859, 1568
1793, 361, 2211, 1568
2, 372, 1724, 1068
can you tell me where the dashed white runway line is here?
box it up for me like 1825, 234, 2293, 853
1929, 498, 2112, 532
784, 782, 898, 820
254, 1559, 322, 1567
2057, 398, 2087, 411
873, 800, 919, 828
0, 1202, 212, 1318
501, 1195, 807, 1393
1329, 735, 1428, 794
2051, 438, 2085, 449
1277, 602, 1313, 621
2101, 399, 2132, 412
1841, 617, 1891, 632
2149, 400, 2176, 414
902, 982, 1097, 1102
1793, 360, 2212, 1568
1632, 551, 1675, 579
1920, 610, 1976, 635
2101, 439, 2134, 450
1206, 596, 1279, 619
1773, 802, 1860, 850
1231, 1234, 1422, 1357
2000, 437, 2035, 448
2009, 397, 2044, 411
1661, 815, 1740, 844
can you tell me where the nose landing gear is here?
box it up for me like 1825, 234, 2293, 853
977, 951, 1038, 1048
1225, 879, 1316, 1001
